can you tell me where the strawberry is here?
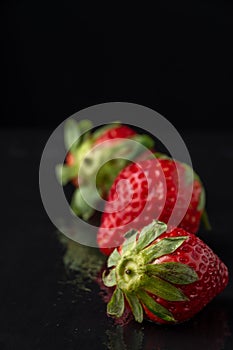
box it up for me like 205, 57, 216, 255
102, 220, 228, 324
65, 152, 79, 187
65, 124, 137, 186
56, 119, 154, 220
94, 125, 136, 145
97, 157, 209, 255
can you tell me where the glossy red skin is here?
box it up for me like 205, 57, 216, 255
65, 153, 79, 187
97, 159, 204, 255
94, 125, 136, 145
65, 152, 75, 166
139, 229, 228, 324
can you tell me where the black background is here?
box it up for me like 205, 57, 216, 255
2, 0, 233, 130
1, 1, 233, 350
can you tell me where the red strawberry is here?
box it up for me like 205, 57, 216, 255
65, 152, 79, 187
65, 152, 75, 167
97, 157, 208, 255
102, 220, 228, 324
94, 125, 136, 145
56, 119, 154, 220
66, 125, 136, 184
64, 124, 136, 188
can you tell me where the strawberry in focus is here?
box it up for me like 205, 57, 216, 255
102, 220, 228, 324
97, 157, 209, 255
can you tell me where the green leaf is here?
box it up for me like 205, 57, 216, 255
142, 236, 188, 264
198, 187, 206, 211
102, 138, 138, 159
70, 187, 95, 220
107, 287, 125, 318
124, 229, 138, 240
154, 152, 170, 160
132, 134, 155, 150
112, 134, 154, 161
122, 229, 138, 254
64, 119, 82, 152
102, 268, 117, 287
146, 262, 199, 285
136, 221, 167, 252
107, 248, 121, 268
125, 293, 143, 323
137, 290, 175, 323
201, 209, 212, 231
142, 275, 188, 301
55, 164, 77, 185
77, 119, 93, 134
95, 136, 152, 166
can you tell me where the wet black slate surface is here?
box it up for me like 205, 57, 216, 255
0, 129, 233, 350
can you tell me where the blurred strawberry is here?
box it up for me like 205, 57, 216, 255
56, 119, 154, 220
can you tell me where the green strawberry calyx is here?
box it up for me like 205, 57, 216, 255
102, 220, 198, 323
55, 119, 155, 220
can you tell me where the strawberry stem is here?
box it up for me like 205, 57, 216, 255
103, 220, 199, 324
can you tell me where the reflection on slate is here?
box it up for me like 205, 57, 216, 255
61, 236, 231, 350
105, 305, 231, 350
